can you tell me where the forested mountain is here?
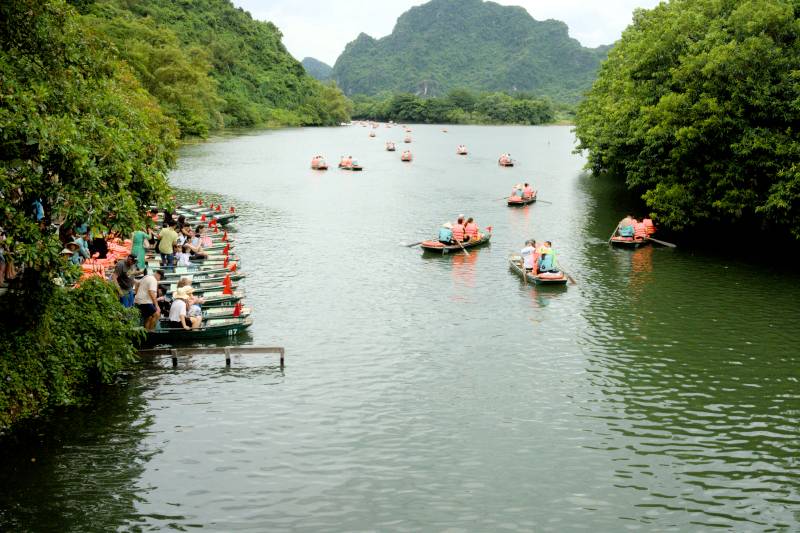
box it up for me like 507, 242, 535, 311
302, 57, 333, 80
73, 0, 351, 136
332, 0, 609, 102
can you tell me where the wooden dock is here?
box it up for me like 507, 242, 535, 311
138, 346, 285, 368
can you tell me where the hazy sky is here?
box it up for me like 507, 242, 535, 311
231, 0, 662, 65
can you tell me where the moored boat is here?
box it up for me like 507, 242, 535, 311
404, 136, 412, 143
146, 317, 252, 343
508, 255, 568, 285
420, 232, 492, 254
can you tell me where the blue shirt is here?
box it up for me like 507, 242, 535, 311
438, 227, 453, 242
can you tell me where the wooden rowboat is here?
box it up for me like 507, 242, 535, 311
146, 317, 252, 342
508, 255, 568, 286
609, 236, 650, 249
420, 232, 492, 254
507, 193, 537, 207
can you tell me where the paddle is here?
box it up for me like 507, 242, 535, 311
404, 241, 425, 248
647, 237, 677, 248
558, 261, 577, 284
536, 198, 553, 205
456, 239, 470, 256
608, 224, 620, 243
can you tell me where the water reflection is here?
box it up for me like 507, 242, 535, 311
577, 171, 800, 528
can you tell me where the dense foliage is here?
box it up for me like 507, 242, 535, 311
353, 90, 555, 125
76, 0, 351, 134
575, 0, 800, 238
302, 57, 333, 81
1, 0, 173, 429
0, 279, 142, 433
332, 0, 609, 103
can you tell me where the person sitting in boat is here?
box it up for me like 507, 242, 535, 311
438, 222, 454, 244
169, 287, 202, 330
194, 224, 213, 248
452, 217, 466, 243
176, 277, 206, 319
512, 184, 524, 198
537, 241, 558, 273
520, 240, 537, 273
464, 217, 479, 242
617, 215, 636, 237
523, 183, 534, 198
185, 226, 208, 259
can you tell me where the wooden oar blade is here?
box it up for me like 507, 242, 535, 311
648, 237, 677, 248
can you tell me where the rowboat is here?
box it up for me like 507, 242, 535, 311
149, 265, 238, 278
456, 146, 467, 155
311, 158, 328, 170
508, 255, 568, 285
203, 306, 251, 320
339, 162, 363, 171
609, 236, 650, 249
404, 136, 412, 143
188, 289, 245, 307
146, 317, 252, 342
158, 271, 246, 284
401, 151, 413, 162
507, 193, 537, 207
163, 280, 239, 295
420, 232, 492, 254
498, 159, 514, 167
386, 142, 396, 151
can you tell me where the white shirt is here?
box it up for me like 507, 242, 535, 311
168, 299, 187, 322
176, 252, 191, 266
134, 275, 157, 305
520, 246, 536, 269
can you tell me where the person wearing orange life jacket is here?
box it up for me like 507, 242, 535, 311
633, 220, 648, 241
451, 216, 466, 243
523, 183, 534, 198
464, 217, 479, 242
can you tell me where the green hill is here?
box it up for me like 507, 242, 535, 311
77, 0, 351, 136
332, 0, 610, 103
302, 57, 333, 81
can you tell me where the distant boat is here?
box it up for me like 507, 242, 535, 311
404, 136, 412, 143
456, 145, 467, 155
507, 191, 537, 207
311, 156, 328, 170
369, 131, 376, 138
401, 151, 413, 162
385, 141, 396, 151
498, 155, 514, 167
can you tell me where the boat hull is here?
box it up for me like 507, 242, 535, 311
508, 256, 568, 285
145, 317, 252, 343
507, 194, 537, 207
610, 237, 649, 249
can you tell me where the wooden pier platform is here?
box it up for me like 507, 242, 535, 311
138, 346, 285, 368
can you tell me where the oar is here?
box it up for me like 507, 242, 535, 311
608, 225, 619, 243
404, 241, 425, 248
536, 198, 553, 205
647, 237, 677, 248
558, 262, 577, 284
456, 239, 470, 256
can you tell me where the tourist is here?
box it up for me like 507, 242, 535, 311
162, 209, 174, 228
158, 220, 179, 266
538, 241, 557, 272
523, 183, 534, 198
131, 228, 151, 271
113, 254, 138, 307
438, 222, 453, 245
135, 269, 163, 331
186, 225, 208, 259
520, 239, 537, 273
175, 245, 192, 267
452, 216, 466, 243
617, 215, 635, 237
169, 286, 202, 330
74, 229, 91, 262
464, 217, 479, 242
65, 240, 82, 265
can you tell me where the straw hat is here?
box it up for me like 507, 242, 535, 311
60, 247, 73, 256
443, 222, 453, 229
173, 286, 194, 300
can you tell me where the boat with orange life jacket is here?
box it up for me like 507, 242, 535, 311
338, 157, 363, 171
401, 151, 413, 162
508, 254, 568, 286
456, 145, 468, 155
507, 190, 537, 206
498, 154, 514, 167
404, 136, 412, 143
610, 218, 656, 248
420, 230, 492, 255
386, 141, 396, 151
311, 156, 328, 170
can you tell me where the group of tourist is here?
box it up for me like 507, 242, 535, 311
510, 183, 535, 198
129, 268, 204, 331
339, 155, 358, 168
614, 215, 655, 240
520, 240, 558, 274
438, 215, 483, 245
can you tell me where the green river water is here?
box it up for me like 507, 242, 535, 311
1, 125, 799, 531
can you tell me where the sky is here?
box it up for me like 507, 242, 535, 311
231, 0, 663, 66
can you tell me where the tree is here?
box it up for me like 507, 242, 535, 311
574, 0, 800, 238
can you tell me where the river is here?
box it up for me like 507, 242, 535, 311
1, 124, 799, 531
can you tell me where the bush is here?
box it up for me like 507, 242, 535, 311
0, 278, 142, 433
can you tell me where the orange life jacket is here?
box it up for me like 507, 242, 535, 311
465, 223, 478, 237
643, 218, 655, 235
452, 224, 465, 241
523, 186, 533, 197
634, 222, 647, 239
